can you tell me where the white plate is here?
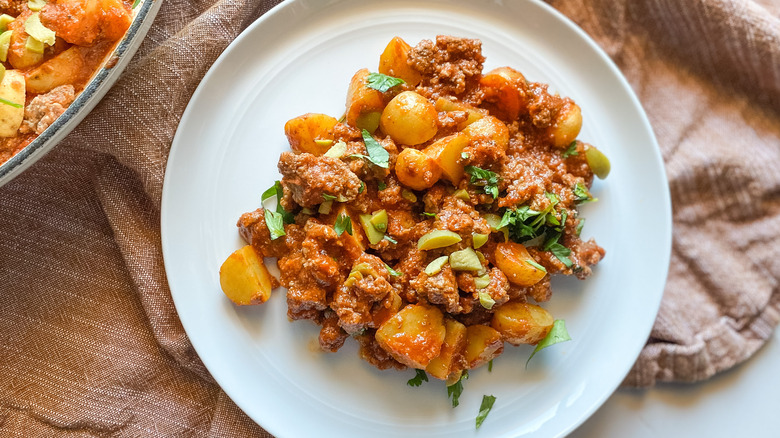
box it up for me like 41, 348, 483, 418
161, 1, 672, 437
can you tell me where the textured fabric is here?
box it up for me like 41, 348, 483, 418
0, 0, 778, 435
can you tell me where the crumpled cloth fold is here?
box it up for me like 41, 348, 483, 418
0, 0, 778, 435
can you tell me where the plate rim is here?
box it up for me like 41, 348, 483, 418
162, 0, 672, 436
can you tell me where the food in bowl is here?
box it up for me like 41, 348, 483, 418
0, 0, 134, 165
219, 35, 609, 384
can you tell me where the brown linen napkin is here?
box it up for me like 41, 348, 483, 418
0, 0, 778, 435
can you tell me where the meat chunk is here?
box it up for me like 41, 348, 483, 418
278, 152, 362, 208
331, 254, 393, 334
410, 265, 460, 313
19, 85, 76, 135
409, 35, 485, 98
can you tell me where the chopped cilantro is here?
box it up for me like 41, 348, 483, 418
377, 181, 387, 190
407, 369, 428, 387
465, 166, 500, 198
526, 319, 571, 366
475, 395, 496, 429
573, 182, 595, 204
385, 264, 403, 277
543, 232, 573, 268
383, 235, 398, 244
357, 129, 390, 168
562, 141, 578, 158
322, 193, 337, 202
575, 218, 585, 236
264, 210, 286, 240
447, 370, 468, 407
261, 180, 294, 228
366, 72, 405, 92
358, 181, 365, 193
334, 214, 353, 236
421, 212, 437, 218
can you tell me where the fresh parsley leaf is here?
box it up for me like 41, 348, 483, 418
573, 182, 594, 203
358, 181, 365, 193
542, 232, 573, 268
447, 370, 468, 407
465, 166, 500, 199
385, 264, 403, 277
526, 319, 571, 366
360, 130, 390, 168
475, 395, 496, 429
377, 181, 387, 190
322, 193, 337, 202
262, 181, 294, 224
562, 141, 578, 158
366, 72, 405, 92
407, 369, 428, 387
575, 218, 585, 236
334, 214, 353, 236
421, 212, 437, 218
383, 235, 397, 244
525, 259, 547, 273
264, 209, 286, 240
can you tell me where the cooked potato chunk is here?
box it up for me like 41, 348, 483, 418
479, 67, 527, 121
378, 36, 422, 86
494, 241, 546, 286
491, 301, 554, 345
0, 69, 25, 137
434, 97, 484, 130
549, 101, 582, 148
219, 245, 274, 305
380, 91, 438, 145
25, 46, 86, 94
464, 324, 504, 369
284, 113, 339, 156
345, 68, 386, 132
462, 115, 509, 151
375, 304, 446, 368
423, 133, 470, 184
395, 147, 441, 190
426, 318, 467, 380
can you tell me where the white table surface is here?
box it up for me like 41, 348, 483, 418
572, 327, 780, 437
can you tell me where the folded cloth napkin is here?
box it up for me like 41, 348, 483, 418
0, 0, 778, 435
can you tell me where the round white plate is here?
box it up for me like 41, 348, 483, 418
161, 1, 672, 437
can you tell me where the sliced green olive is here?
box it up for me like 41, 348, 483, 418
478, 290, 495, 309
475, 274, 491, 289
453, 189, 470, 201
323, 140, 347, 158
0, 30, 11, 62
401, 189, 417, 203
449, 247, 482, 271
356, 110, 381, 133
418, 229, 462, 250
24, 12, 55, 45
316, 138, 335, 148
472, 233, 489, 249
25, 36, 44, 55
318, 200, 333, 215
585, 146, 611, 179
359, 214, 385, 245
483, 213, 502, 232
27, 0, 46, 12
370, 209, 388, 233
424, 256, 449, 276
0, 14, 13, 32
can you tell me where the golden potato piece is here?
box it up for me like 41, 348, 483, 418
491, 301, 554, 346
378, 36, 422, 86
284, 113, 339, 155
395, 147, 441, 191
423, 132, 470, 184
426, 318, 467, 381
464, 324, 504, 369
380, 91, 438, 146
549, 101, 582, 148
25, 46, 86, 94
462, 115, 509, 151
494, 241, 546, 287
479, 67, 527, 121
345, 68, 386, 132
219, 245, 274, 305
375, 304, 446, 369
0, 69, 25, 137
434, 97, 484, 130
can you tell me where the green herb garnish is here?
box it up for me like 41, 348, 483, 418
261, 181, 294, 237
561, 141, 578, 158
464, 165, 500, 199
351, 129, 390, 168
264, 210, 286, 240
447, 370, 468, 407
421, 212, 436, 218
573, 182, 595, 204
575, 218, 585, 236
358, 181, 365, 193
383, 235, 397, 244
334, 213, 353, 236
525, 259, 547, 273
322, 193, 337, 202
385, 263, 403, 278
377, 180, 387, 190
475, 395, 496, 429
543, 232, 573, 268
407, 369, 428, 387
488, 360, 493, 372
366, 72, 405, 92
526, 319, 571, 366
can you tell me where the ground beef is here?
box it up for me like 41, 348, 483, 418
409, 35, 485, 99
278, 152, 362, 208
410, 265, 460, 313
19, 85, 76, 135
